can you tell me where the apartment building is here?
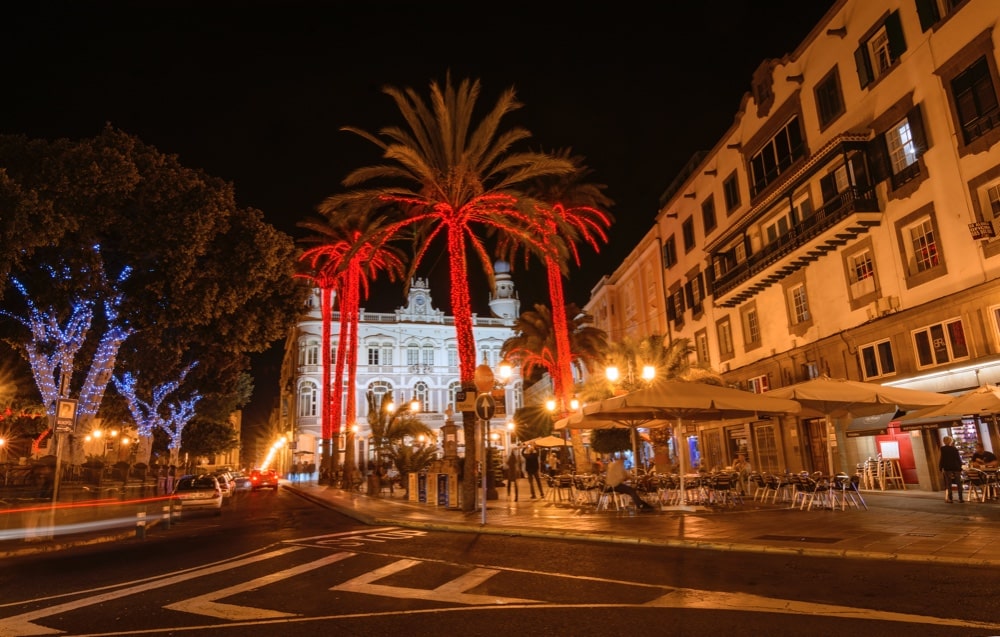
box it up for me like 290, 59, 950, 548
586, 0, 1000, 490
277, 264, 522, 474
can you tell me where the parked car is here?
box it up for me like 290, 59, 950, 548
230, 473, 252, 493
249, 468, 279, 491
172, 474, 223, 514
214, 472, 233, 500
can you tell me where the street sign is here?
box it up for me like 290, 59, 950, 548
55, 398, 78, 433
455, 390, 477, 412
475, 394, 496, 420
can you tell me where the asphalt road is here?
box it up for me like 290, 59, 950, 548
1, 488, 997, 637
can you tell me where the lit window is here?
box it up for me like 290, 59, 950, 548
913, 319, 969, 369
747, 375, 770, 394
848, 249, 876, 299
908, 218, 939, 273
298, 381, 318, 418
886, 118, 918, 175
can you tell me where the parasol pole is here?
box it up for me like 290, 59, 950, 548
676, 417, 686, 505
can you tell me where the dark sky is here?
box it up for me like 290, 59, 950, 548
3, 1, 835, 425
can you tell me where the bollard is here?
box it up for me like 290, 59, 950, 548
162, 502, 172, 529
135, 511, 146, 539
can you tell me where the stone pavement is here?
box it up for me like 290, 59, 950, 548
284, 481, 1000, 567
4, 480, 1000, 566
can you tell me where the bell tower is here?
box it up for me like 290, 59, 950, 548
488, 260, 520, 325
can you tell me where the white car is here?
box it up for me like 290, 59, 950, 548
172, 474, 223, 515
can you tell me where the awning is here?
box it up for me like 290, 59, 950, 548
897, 414, 962, 432
845, 411, 896, 438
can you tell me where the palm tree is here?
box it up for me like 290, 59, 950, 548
366, 390, 435, 495
500, 150, 613, 413
299, 210, 405, 488
502, 303, 607, 469
320, 75, 575, 511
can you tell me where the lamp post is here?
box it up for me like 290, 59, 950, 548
474, 361, 494, 525
605, 361, 656, 469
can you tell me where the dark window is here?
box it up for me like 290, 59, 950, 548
682, 217, 696, 252
916, 0, 965, 31
722, 171, 741, 212
815, 67, 845, 128
701, 196, 717, 234
952, 56, 1000, 145
749, 116, 805, 197
663, 235, 677, 268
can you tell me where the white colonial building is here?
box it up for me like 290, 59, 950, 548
585, 0, 1000, 490
277, 263, 523, 474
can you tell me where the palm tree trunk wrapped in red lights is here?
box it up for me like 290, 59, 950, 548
300, 212, 404, 489
320, 75, 576, 511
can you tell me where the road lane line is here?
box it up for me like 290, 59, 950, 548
164, 551, 354, 620
0, 546, 303, 637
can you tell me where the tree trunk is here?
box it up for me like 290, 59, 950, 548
461, 410, 478, 512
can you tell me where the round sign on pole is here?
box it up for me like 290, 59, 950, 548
475, 394, 496, 420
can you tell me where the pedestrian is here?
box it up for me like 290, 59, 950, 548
522, 443, 545, 498
546, 449, 560, 476
505, 447, 520, 502
156, 464, 167, 495
939, 436, 964, 503
732, 453, 751, 495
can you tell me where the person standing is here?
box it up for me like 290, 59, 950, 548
939, 436, 964, 503
522, 444, 544, 499
505, 448, 520, 502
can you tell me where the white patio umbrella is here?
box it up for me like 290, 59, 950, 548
558, 380, 801, 508
767, 375, 952, 472
528, 435, 571, 448
896, 384, 1000, 422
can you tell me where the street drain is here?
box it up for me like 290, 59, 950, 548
754, 535, 842, 544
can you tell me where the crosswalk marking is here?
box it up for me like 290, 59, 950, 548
331, 558, 539, 605
165, 552, 355, 620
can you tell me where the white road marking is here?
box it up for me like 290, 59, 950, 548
0, 546, 303, 637
331, 558, 539, 605
164, 551, 354, 620
646, 588, 1000, 630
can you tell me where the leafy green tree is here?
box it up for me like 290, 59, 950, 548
320, 75, 575, 511
179, 418, 240, 472
0, 128, 308, 449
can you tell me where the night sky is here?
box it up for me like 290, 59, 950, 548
3, 1, 835, 425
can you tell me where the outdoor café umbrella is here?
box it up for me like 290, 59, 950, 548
556, 400, 672, 471
528, 435, 571, 448
559, 380, 801, 508
896, 384, 1000, 426
767, 375, 951, 471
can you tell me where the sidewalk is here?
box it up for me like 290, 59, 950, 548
285, 481, 1000, 567
4, 481, 1000, 566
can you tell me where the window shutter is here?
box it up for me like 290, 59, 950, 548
855, 45, 873, 89
885, 11, 907, 60
850, 152, 872, 191
820, 172, 838, 203
908, 103, 929, 155
684, 281, 694, 308
667, 296, 676, 321
914, 0, 940, 32
704, 265, 716, 296
867, 135, 891, 184
697, 272, 706, 299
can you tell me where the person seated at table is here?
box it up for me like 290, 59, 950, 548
732, 453, 751, 495
970, 442, 998, 469
604, 456, 655, 511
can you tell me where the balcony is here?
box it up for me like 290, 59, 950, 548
712, 186, 880, 307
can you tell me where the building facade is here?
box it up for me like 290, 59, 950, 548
586, 0, 1000, 490
277, 264, 523, 475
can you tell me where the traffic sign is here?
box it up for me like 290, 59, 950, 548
455, 390, 476, 412
475, 394, 496, 420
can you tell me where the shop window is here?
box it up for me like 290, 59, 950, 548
860, 339, 895, 380
912, 318, 969, 369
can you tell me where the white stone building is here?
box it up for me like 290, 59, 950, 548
585, 0, 1000, 490
278, 263, 523, 474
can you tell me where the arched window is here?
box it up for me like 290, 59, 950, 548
367, 380, 393, 413
298, 380, 318, 418
414, 381, 430, 411
448, 381, 462, 411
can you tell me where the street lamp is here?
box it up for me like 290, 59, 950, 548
605, 360, 657, 469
